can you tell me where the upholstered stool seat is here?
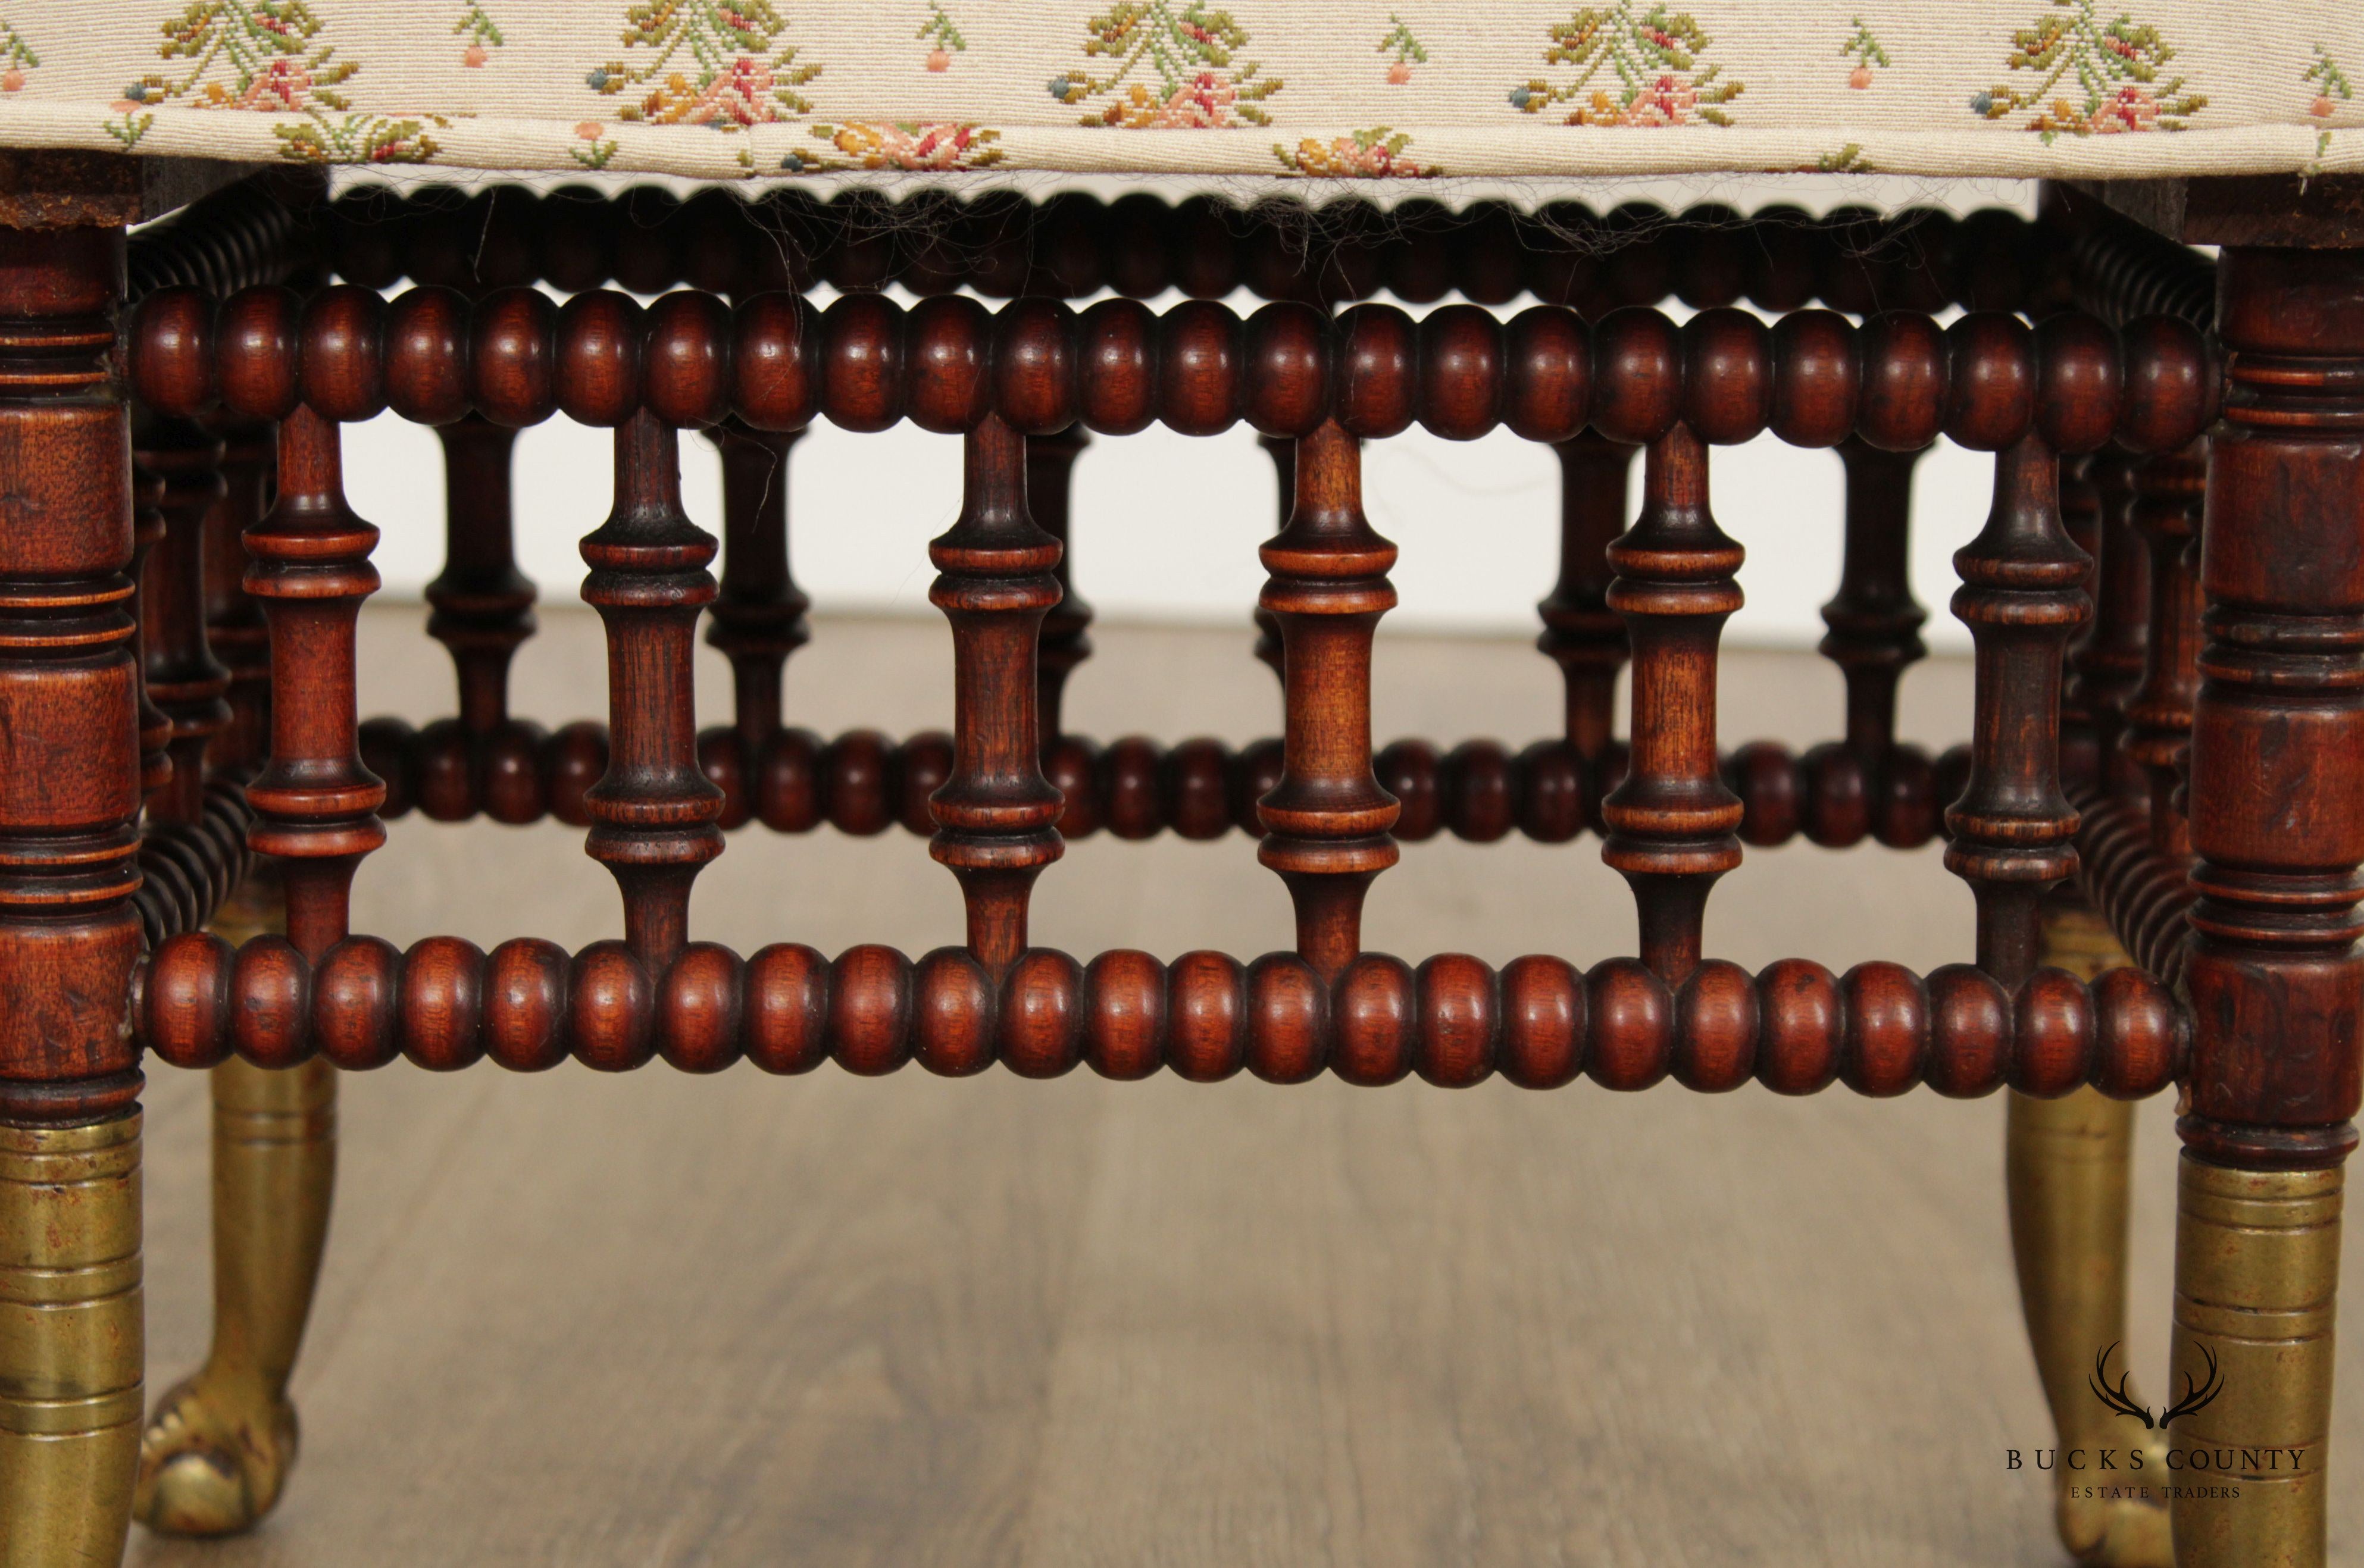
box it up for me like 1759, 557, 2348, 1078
0, 2, 2350, 182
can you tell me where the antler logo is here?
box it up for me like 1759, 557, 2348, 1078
2088, 1342, 2224, 1431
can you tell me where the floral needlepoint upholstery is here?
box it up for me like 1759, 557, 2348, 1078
0, 2, 2350, 180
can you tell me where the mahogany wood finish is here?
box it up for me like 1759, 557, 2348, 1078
2122, 444, 2204, 856
12, 170, 2349, 1564
929, 415, 1065, 973
1258, 420, 1398, 980
1822, 439, 1928, 759
698, 424, 806, 829
581, 407, 723, 974
1539, 433, 1636, 762
2185, 248, 2364, 1166
127, 286, 2219, 454
137, 927, 2188, 1100
1028, 424, 1092, 744
361, 713, 1965, 852
201, 419, 274, 775
0, 220, 145, 1566
1603, 412, 1743, 984
133, 417, 229, 828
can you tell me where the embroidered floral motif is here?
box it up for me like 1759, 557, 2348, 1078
1511, 4, 1743, 127
919, 2, 965, 72
1275, 126, 1434, 176
1971, 1, 2203, 141
1840, 17, 1888, 90
2306, 44, 2352, 171
573, 120, 617, 168
1049, 4, 1281, 128
1817, 142, 1871, 170
805, 119, 1003, 170
1377, 14, 1425, 84
589, 1, 820, 129
0, 20, 37, 93
455, 2, 501, 68
110, 4, 439, 162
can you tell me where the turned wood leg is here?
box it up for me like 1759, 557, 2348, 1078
0, 220, 145, 1566
2169, 246, 2364, 1568
2009, 901, 2170, 1566
136, 871, 334, 1537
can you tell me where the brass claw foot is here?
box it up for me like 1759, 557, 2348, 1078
2009, 902, 2171, 1567
135, 1041, 336, 1539
135, 1370, 298, 1536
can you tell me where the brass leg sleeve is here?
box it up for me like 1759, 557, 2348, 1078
2168, 1156, 2341, 1568
2007, 902, 2171, 1566
0, 1113, 142, 1568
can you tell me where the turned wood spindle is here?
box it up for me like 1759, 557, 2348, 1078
204, 418, 276, 775
703, 423, 808, 750
1820, 439, 1927, 758
1944, 433, 2088, 988
243, 403, 387, 968
581, 410, 724, 972
1252, 432, 1292, 690
136, 416, 231, 827
2062, 451, 2151, 800
427, 415, 534, 736
2119, 443, 2204, 857
1540, 432, 1639, 759
1257, 418, 1400, 981
129, 468, 172, 801
1601, 423, 1744, 984
928, 414, 1065, 975
1028, 424, 1093, 742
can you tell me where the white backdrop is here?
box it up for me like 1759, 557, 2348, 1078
338, 172, 2040, 651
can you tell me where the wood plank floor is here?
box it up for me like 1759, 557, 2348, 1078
126, 611, 2363, 1567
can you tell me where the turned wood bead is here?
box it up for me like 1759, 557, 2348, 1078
136, 931, 2188, 1100
745, 942, 828, 1074
1246, 952, 1327, 1084
572, 939, 655, 1072
486, 937, 571, 1072
133, 287, 2222, 449
470, 287, 558, 428
402, 934, 487, 1072
1082, 949, 1167, 1080
657, 941, 743, 1073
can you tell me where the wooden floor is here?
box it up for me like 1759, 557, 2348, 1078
127, 611, 2363, 1567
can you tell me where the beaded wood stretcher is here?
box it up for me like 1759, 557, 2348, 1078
0, 166, 2354, 1568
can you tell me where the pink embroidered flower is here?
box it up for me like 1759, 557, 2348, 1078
576, 120, 603, 139
226, 57, 313, 112
2085, 84, 2160, 133
1151, 70, 1238, 128
689, 55, 779, 126
1, 70, 22, 92
821, 120, 1002, 171
1620, 73, 1697, 127
463, 43, 488, 68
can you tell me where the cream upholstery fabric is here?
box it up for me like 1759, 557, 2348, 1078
0, 2, 2354, 182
